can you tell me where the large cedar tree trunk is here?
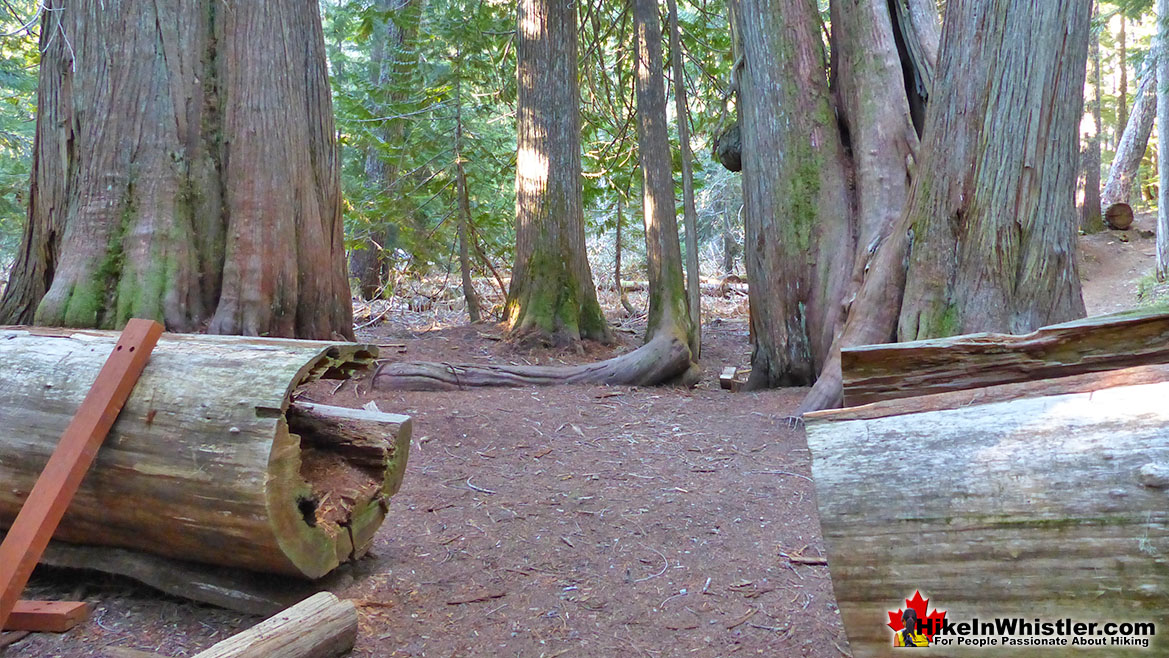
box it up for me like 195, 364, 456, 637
800, 0, 1090, 412
0, 1, 353, 339
731, 0, 852, 387
505, 0, 609, 345
732, 0, 935, 389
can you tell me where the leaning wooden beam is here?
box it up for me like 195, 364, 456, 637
191, 592, 356, 658
806, 372, 1169, 657
841, 309, 1169, 406
0, 319, 162, 630
0, 327, 410, 579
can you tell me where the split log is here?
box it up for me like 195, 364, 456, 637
374, 332, 696, 391
806, 370, 1169, 657
0, 327, 410, 579
191, 592, 356, 658
840, 309, 1169, 406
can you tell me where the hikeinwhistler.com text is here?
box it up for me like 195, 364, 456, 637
921, 617, 1156, 649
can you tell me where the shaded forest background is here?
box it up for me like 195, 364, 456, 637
0, 0, 1163, 316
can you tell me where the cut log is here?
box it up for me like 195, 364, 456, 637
840, 309, 1169, 406
0, 327, 409, 579
375, 332, 696, 390
806, 372, 1169, 657
191, 592, 356, 658
1104, 202, 1135, 230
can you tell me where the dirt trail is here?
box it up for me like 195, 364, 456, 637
4, 222, 1162, 657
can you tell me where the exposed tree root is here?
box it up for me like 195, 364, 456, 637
373, 333, 697, 391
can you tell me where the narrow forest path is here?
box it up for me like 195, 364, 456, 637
1079, 211, 1163, 314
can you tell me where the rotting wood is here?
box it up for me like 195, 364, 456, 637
0, 327, 407, 579
0, 319, 162, 630
806, 378, 1169, 657
190, 592, 356, 658
840, 309, 1169, 406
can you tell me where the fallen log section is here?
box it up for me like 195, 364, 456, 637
807, 356, 1169, 655
0, 327, 410, 579
840, 309, 1169, 406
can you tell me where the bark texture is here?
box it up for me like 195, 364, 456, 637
807, 373, 1169, 657
506, 0, 609, 344
800, 0, 1090, 413
732, 0, 853, 387
0, 328, 407, 579
1103, 62, 1156, 212
667, 0, 701, 357
0, 1, 353, 339
896, 0, 1088, 339
634, 0, 693, 357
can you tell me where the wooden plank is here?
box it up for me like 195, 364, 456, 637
5, 601, 90, 633
191, 592, 356, 658
840, 309, 1169, 406
0, 319, 163, 631
806, 379, 1169, 657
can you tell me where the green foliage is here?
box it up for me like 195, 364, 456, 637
0, 1, 38, 269
323, 0, 517, 286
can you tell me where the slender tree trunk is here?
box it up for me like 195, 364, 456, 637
455, 71, 481, 323
1082, 5, 1105, 234
614, 197, 636, 315
506, 0, 609, 345
1159, 0, 1169, 280
1118, 14, 1129, 145
633, 0, 693, 357
667, 0, 701, 358
1103, 62, 1156, 211
349, 0, 420, 300
801, 0, 1090, 413
1, 1, 353, 339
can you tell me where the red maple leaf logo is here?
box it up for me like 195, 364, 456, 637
887, 591, 947, 641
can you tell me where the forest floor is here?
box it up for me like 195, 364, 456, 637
2, 219, 1163, 658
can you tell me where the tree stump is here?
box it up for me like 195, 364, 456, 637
1104, 202, 1135, 230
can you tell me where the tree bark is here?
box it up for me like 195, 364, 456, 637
1158, 0, 1169, 280
801, 0, 1090, 413
0, 1, 353, 339
806, 373, 1169, 657
0, 328, 407, 579
1082, 7, 1105, 234
506, 0, 609, 345
731, 0, 853, 388
633, 0, 693, 364
1102, 62, 1156, 212
667, 0, 701, 358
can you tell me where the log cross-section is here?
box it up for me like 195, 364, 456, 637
0, 319, 163, 630
0, 328, 408, 579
